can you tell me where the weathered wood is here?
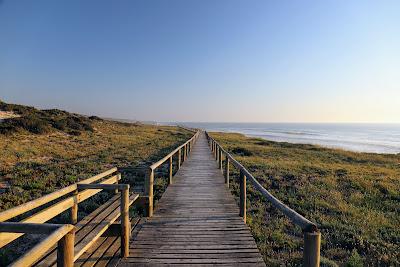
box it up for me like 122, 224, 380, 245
0, 174, 120, 248
57, 229, 75, 267
10, 224, 74, 267
145, 169, 154, 217
149, 131, 199, 170
178, 149, 182, 169
304, 231, 321, 267
206, 132, 318, 233
121, 187, 130, 258
168, 156, 173, 185
115, 173, 121, 194
0, 184, 77, 223
0, 168, 118, 223
35, 194, 139, 266
225, 156, 230, 187
71, 189, 78, 224
239, 169, 247, 223
218, 148, 223, 171
0, 222, 64, 234
77, 183, 129, 190
119, 132, 265, 266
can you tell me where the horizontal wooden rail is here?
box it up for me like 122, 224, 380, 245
1, 223, 75, 267
0, 168, 118, 223
145, 130, 200, 216
0, 222, 65, 234
205, 132, 321, 267
150, 131, 200, 170
0, 170, 121, 248
77, 183, 129, 191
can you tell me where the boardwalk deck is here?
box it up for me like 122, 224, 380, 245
118, 132, 265, 266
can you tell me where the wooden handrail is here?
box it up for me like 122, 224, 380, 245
205, 132, 321, 267
145, 130, 200, 217
1, 223, 75, 267
150, 131, 200, 170
0, 168, 118, 222
77, 183, 129, 190
0, 171, 121, 248
205, 132, 317, 231
0, 222, 65, 234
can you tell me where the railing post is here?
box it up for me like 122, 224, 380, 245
169, 156, 173, 185
121, 185, 130, 258
239, 169, 246, 223
115, 173, 121, 194
70, 189, 78, 224
145, 168, 154, 217
225, 156, 229, 187
57, 228, 74, 267
303, 231, 321, 267
178, 149, 182, 169
218, 149, 223, 171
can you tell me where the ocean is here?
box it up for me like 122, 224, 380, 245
180, 123, 400, 154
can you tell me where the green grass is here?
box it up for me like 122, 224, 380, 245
0, 102, 193, 264
0, 120, 191, 210
210, 132, 400, 266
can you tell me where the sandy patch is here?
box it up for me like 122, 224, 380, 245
0, 111, 20, 119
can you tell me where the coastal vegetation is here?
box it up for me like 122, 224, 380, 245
0, 101, 191, 211
0, 101, 192, 264
210, 131, 400, 266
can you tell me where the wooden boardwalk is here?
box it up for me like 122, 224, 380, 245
118, 132, 265, 266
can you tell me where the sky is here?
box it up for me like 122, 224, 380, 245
0, 0, 399, 123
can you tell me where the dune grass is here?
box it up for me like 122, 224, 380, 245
0, 120, 192, 211
0, 117, 192, 265
210, 132, 400, 266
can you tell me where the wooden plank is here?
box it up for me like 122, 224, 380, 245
35, 194, 138, 266
118, 132, 265, 266
10, 225, 74, 267
92, 218, 140, 267
0, 168, 117, 223
124, 258, 264, 264
0, 175, 120, 249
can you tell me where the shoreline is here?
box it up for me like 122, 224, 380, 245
178, 122, 400, 155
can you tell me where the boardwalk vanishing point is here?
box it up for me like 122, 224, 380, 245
119, 132, 265, 266
0, 130, 321, 267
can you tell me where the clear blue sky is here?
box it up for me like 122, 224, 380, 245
1, 0, 399, 122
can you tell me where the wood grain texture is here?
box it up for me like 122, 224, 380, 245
35, 194, 139, 267
118, 132, 265, 266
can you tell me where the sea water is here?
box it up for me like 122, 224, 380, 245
180, 123, 400, 154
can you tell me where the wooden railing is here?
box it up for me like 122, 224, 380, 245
205, 132, 321, 267
145, 129, 200, 216
0, 223, 74, 267
0, 168, 132, 266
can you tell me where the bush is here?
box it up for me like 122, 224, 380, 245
68, 130, 81, 136
0, 116, 50, 134
0, 101, 94, 135
346, 249, 363, 267
89, 116, 102, 121
232, 147, 253, 156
